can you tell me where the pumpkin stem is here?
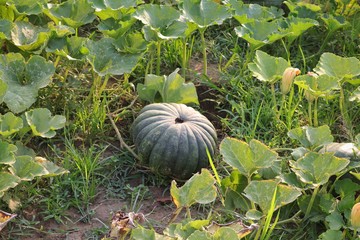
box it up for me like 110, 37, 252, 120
175, 117, 184, 124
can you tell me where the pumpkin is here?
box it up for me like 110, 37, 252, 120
131, 103, 217, 179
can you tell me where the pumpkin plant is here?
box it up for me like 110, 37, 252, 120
131, 103, 217, 179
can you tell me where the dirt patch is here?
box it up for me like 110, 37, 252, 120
4, 186, 176, 240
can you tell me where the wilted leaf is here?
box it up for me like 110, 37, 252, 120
0, 53, 55, 113
0, 112, 23, 137
314, 52, 360, 80
182, 0, 231, 28
219, 137, 277, 177
34, 157, 69, 177
11, 21, 50, 53
287, 125, 334, 149
170, 169, 217, 209
25, 108, 66, 138
9, 155, 48, 181
248, 50, 290, 84
137, 68, 199, 105
86, 38, 142, 76
290, 152, 349, 186
244, 180, 301, 213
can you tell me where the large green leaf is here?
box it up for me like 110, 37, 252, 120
0, 19, 12, 40
289, 152, 349, 187
134, 4, 187, 39
219, 137, 278, 177
235, 20, 289, 50
248, 50, 290, 84
166, 219, 210, 239
0, 172, 20, 195
281, 16, 318, 44
88, 0, 137, 10
294, 74, 339, 99
85, 38, 142, 76
321, 14, 350, 33
287, 125, 334, 149
243, 180, 301, 213
230, 1, 283, 24
7, 0, 46, 15
97, 16, 136, 38
318, 230, 343, 240
25, 108, 66, 138
0, 140, 17, 165
45, 0, 96, 28
170, 169, 217, 209
46, 36, 88, 60
314, 53, 360, 80
9, 155, 48, 181
0, 112, 23, 137
0, 53, 55, 113
182, 0, 231, 28
137, 68, 199, 105
11, 21, 50, 53
113, 31, 148, 54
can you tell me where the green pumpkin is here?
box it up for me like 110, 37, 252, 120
131, 103, 217, 179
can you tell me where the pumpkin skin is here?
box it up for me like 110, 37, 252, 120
131, 103, 217, 179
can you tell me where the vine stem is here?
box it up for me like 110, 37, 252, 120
305, 186, 319, 219
107, 113, 140, 161
308, 100, 313, 126
314, 98, 318, 127
199, 28, 207, 76
156, 41, 162, 75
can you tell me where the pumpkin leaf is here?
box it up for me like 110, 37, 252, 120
321, 14, 350, 33
170, 169, 217, 209
0, 53, 55, 113
46, 36, 88, 60
137, 69, 199, 105
243, 180, 301, 214
188, 230, 212, 240
318, 230, 343, 240
134, 4, 187, 39
7, 0, 46, 15
314, 52, 360, 80
85, 38, 142, 76
219, 137, 278, 177
349, 86, 360, 102
0, 19, 12, 40
113, 31, 148, 54
8, 155, 48, 181
287, 125, 334, 149
25, 108, 66, 138
325, 210, 345, 230
281, 16, 318, 44
88, 0, 137, 10
45, 0, 96, 29
34, 157, 69, 177
231, 1, 283, 24
248, 50, 290, 84
235, 20, 289, 50
289, 152, 349, 187
11, 21, 50, 53
294, 74, 339, 99
182, 0, 231, 28
0, 172, 20, 196
0, 112, 23, 137
0, 140, 17, 165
